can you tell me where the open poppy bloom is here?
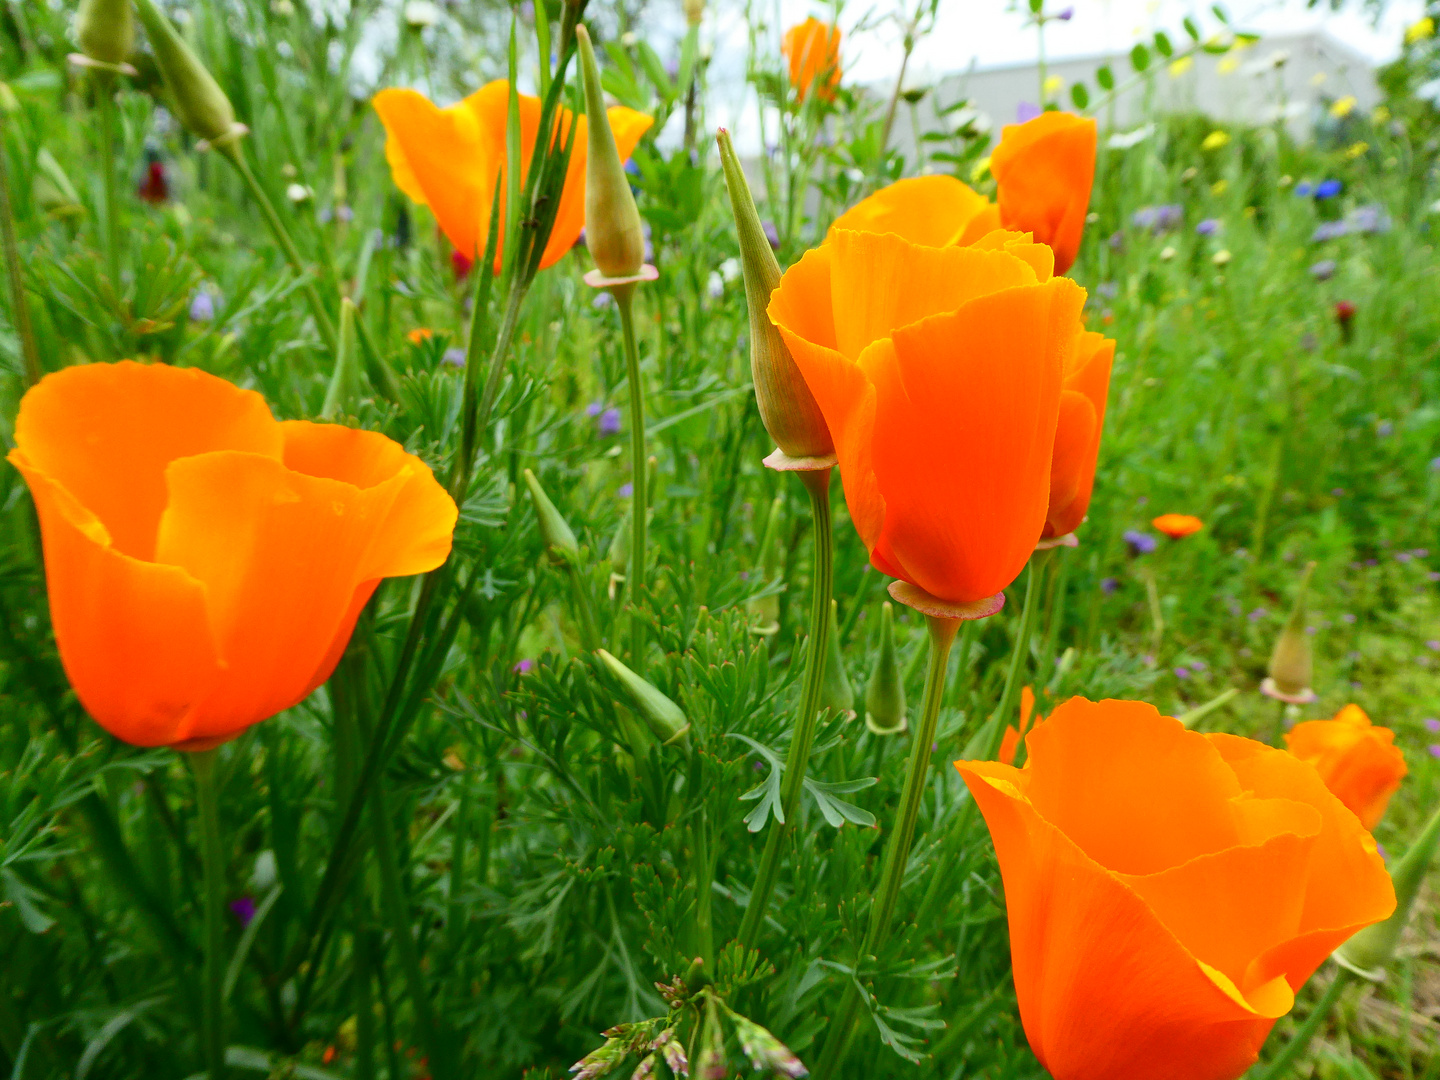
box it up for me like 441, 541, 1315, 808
957, 698, 1394, 1080
1153, 513, 1204, 539
768, 227, 1085, 605
1044, 330, 1114, 539
9, 362, 458, 750
374, 80, 652, 271
990, 111, 1097, 275
998, 685, 1041, 766
827, 174, 1000, 248
783, 17, 842, 102
1285, 704, 1407, 830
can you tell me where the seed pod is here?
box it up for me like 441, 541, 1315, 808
1261, 561, 1317, 704
1334, 804, 1440, 978
133, 0, 240, 144
523, 469, 581, 564
75, 0, 134, 66
320, 299, 361, 421
716, 128, 834, 460
597, 649, 690, 752
865, 601, 907, 734
819, 599, 855, 718
576, 25, 647, 279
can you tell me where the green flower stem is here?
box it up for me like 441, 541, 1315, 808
812, 611, 961, 1080
216, 143, 337, 353
736, 468, 833, 951
94, 71, 122, 286
614, 285, 648, 668
693, 804, 714, 970
1249, 966, 1356, 1080
190, 747, 227, 1080
0, 108, 41, 387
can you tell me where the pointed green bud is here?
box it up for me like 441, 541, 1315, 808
819, 599, 855, 717
1334, 804, 1440, 979
576, 25, 646, 279
32, 148, 84, 217
1263, 561, 1317, 703
133, 0, 240, 145
523, 468, 580, 564
597, 649, 690, 751
865, 602, 907, 735
76, 0, 134, 66
746, 496, 784, 635
607, 503, 631, 572
716, 128, 833, 461
320, 298, 361, 420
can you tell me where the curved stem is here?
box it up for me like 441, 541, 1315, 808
0, 108, 40, 387
812, 612, 960, 1080
217, 143, 337, 352
95, 72, 122, 286
615, 286, 648, 668
736, 468, 833, 950
1249, 966, 1355, 1080
190, 748, 227, 1080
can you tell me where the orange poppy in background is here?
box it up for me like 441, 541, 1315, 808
768, 226, 1085, 604
990, 111, 1097, 275
374, 80, 652, 271
827, 174, 1000, 248
957, 698, 1394, 1080
8, 362, 458, 751
1153, 513, 1204, 539
783, 17, 842, 102
998, 686, 1040, 766
1285, 705, 1407, 831
1044, 330, 1114, 539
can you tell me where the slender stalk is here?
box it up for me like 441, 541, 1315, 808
352, 920, 378, 1080
216, 143, 337, 352
1142, 563, 1165, 658
445, 770, 472, 963
736, 468, 833, 950
95, 72, 122, 286
1249, 966, 1356, 1080
615, 286, 649, 668
0, 108, 41, 387
693, 805, 714, 970
190, 748, 228, 1080
812, 612, 961, 1080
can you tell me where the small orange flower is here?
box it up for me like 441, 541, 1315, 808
8, 362, 458, 750
768, 226, 1085, 604
990, 111, 1097, 275
1044, 330, 1114, 539
957, 698, 1394, 1080
783, 18, 842, 102
1285, 705, 1407, 830
373, 80, 652, 271
406, 327, 434, 345
1153, 513, 1204, 539
998, 686, 1041, 766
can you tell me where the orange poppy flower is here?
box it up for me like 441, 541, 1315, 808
783, 17, 842, 102
8, 362, 458, 751
998, 685, 1041, 766
768, 227, 1085, 604
1153, 513, 1203, 539
373, 80, 652, 271
406, 327, 434, 344
1285, 705, 1407, 831
827, 174, 1000, 248
1044, 330, 1114, 539
956, 697, 1394, 1080
990, 111, 1097, 275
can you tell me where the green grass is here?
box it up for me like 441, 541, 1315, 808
0, 3, 1438, 1079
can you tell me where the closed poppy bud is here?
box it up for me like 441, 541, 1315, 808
576, 25, 647, 279
1043, 330, 1114, 540
75, 0, 134, 66
133, 0, 240, 145
716, 129, 833, 461
1152, 513, 1203, 539
1335, 804, 1440, 977
597, 649, 690, 751
374, 77, 651, 270
8, 362, 458, 750
990, 111, 1097, 275
819, 599, 854, 718
956, 697, 1395, 1080
782, 17, 841, 103
523, 468, 580, 564
1284, 705, 1407, 831
1261, 560, 1316, 703
768, 224, 1084, 606
683, 0, 705, 26
864, 601, 906, 735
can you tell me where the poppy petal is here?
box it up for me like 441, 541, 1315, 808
828, 175, 996, 249
543, 105, 654, 270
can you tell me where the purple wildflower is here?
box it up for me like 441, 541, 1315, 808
513, 658, 534, 674
599, 408, 622, 436
1315, 179, 1343, 199
1430, 745, 1440, 759
1174, 666, 1190, 679
1294, 181, 1315, 197
189, 290, 215, 322
762, 220, 781, 250
1427, 640, 1440, 650
230, 897, 257, 927
1123, 529, 1157, 555
1195, 218, 1220, 235
1017, 101, 1044, 123
1248, 607, 1268, 622
618, 482, 633, 498
1108, 230, 1125, 252
586, 402, 603, 418
1309, 259, 1337, 281
1100, 577, 1119, 594
1190, 660, 1207, 671
1311, 221, 1350, 243
1056, 6, 1074, 19
1347, 204, 1390, 234
442, 347, 465, 368
1423, 718, 1440, 733
592, 292, 614, 310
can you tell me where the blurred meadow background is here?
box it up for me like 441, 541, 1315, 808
1, 1, 1440, 1079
